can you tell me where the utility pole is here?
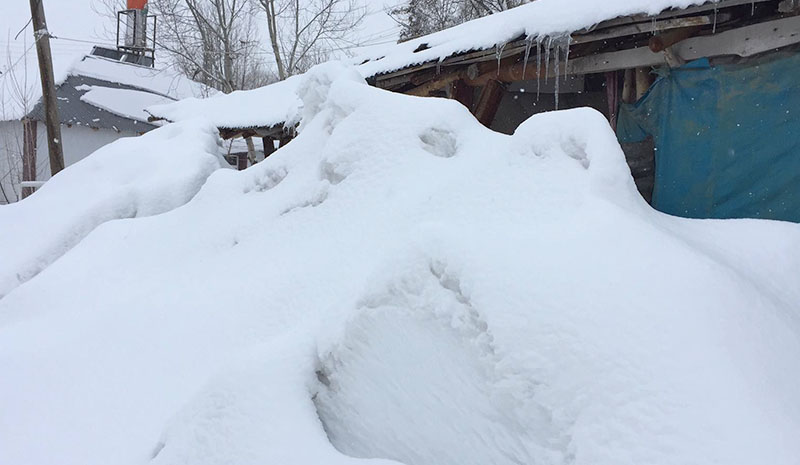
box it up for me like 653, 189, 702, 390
29, 0, 65, 176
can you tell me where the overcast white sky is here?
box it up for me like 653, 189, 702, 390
0, 0, 402, 118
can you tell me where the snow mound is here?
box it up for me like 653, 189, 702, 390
0, 120, 224, 299
0, 63, 799, 465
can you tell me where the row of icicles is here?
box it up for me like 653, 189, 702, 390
496, 34, 573, 110
476, 0, 751, 110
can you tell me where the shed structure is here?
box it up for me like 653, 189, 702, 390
148, 0, 800, 222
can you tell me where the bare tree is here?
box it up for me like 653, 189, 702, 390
390, 0, 528, 41
94, 0, 273, 92
256, 0, 365, 80
0, 38, 48, 204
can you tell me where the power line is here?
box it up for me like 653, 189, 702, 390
0, 41, 37, 77
13, 0, 40, 40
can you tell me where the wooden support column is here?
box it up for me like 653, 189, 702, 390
635, 67, 653, 101
245, 136, 257, 166
473, 80, 504, 128
605, 71, 620, 131
22, 118, 37, 199
450, 79, 474, 111
622, 68, 636, 104
262, 137, 275, 158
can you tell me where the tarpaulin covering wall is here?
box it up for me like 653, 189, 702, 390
617, 53, 800, 223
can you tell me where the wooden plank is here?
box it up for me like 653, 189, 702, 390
407, 70, 467, 96
584, 0, 771, 31
473, 80, 504, 127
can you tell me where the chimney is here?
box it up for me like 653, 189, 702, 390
124, 0, 148, 49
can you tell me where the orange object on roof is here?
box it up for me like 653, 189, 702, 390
127, 0, 147, 9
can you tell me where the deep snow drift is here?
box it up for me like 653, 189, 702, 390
0, 121, 224, 298
1, 63, 799, 465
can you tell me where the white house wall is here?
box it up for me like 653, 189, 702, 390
0, 121, 135, 204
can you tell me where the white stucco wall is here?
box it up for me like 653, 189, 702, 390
0, 121, 135, 204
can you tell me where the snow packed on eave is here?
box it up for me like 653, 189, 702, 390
356, 0, 717, 78
145, 0, 716, 132
78, 87, 174, 124
146, 74, 303, 131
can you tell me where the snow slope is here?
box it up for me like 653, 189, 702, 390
1, 63, 799, 465
0, 120, 224, 299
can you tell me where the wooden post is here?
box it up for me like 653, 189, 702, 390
450, 80, 474, 112
262, 137, 275, 158
473, 80, 504, 128
245, 136, 257, 166
635, 67, 653, 101
605, 71, 620, 131
29, 0, 64, 176
622, 68, 636, 104
21, 118, 37, 199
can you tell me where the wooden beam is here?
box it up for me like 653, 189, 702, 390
406, 70, 466, 96
648, 25, 704, 52
473, 80, 504, 127
564, 15, 800, 76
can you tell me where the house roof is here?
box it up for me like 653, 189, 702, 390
355, 0, 717, 79
25, 54, 208, 133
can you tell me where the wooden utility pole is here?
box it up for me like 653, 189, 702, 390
29, 0, 65, 176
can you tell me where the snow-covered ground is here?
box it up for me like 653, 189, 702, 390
0, 120, 224, 298
1, 63, 799, 465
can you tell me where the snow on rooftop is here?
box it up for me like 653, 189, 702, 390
67, 55, 209, 100
357, 0, 715, 77
1, 54, 210, 122
79, 86, 175, 123
1, 62, 799, 465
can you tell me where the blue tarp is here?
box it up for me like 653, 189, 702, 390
617, 53, 800, 222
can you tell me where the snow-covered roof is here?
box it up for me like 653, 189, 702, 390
147, 0, 718, 132
25, 55, 209, 133
67, 54, 208, 101
356, 0, 715, 78
79, 87, 175, 124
